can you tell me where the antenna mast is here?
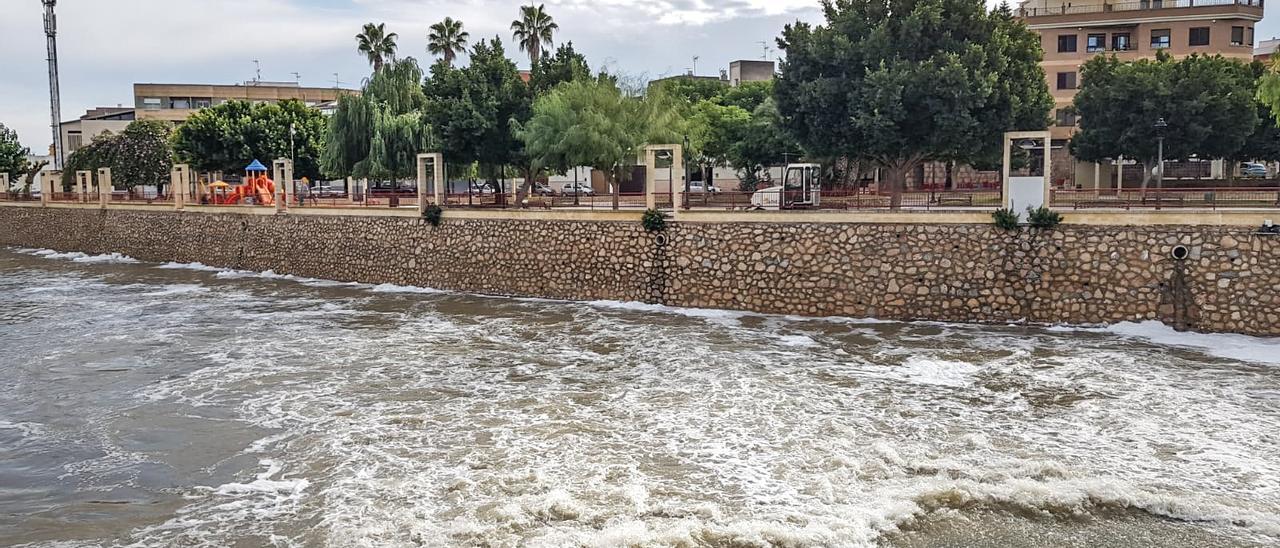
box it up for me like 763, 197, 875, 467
43, 0, 64, 169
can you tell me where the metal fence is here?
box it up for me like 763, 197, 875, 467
682, 189, 1003, 210
1020, 0, 1261, 17
1051, 187, 1280, 209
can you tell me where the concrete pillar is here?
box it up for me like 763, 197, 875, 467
643, 144, 683, 211
0, 173, 8, 194
171, 164, 190, 210
1116, 156, 1124, 191
644, 148, 658, 210
672, 144, 684, 211
272, 159, 293, 212
40, 171, 55, 205
76, 170, 89, 201
416, 153, 444, 214
97, 168, 112, 208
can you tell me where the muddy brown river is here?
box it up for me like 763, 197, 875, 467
1, 246, 1278, 547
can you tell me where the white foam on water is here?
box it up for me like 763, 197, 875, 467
1105, 321, 1280, 365
156, 261, 224, 272
15, 248, 139, 264
369, 283, 446, 294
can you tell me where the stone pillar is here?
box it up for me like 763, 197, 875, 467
416, 153, 444, 214
96, 168, 112, 208
40, 171, 56, 205
171, 164, 190, 210
0, 173, 8, 194
1116, 156, 1124, 191
272, 158, 293, 212
76, 170, 89, 201
672, 144, 684, 212
644, 148, 658, 210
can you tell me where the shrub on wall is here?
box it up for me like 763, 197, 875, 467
1027, 206, 1062, 229
641, 208, 666, 232
992, 208, 1020, 230
423, 204, 443, 227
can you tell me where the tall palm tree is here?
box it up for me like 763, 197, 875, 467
510, 4, 557, 68
356, 22, 398, 73
427, 17, 469, 67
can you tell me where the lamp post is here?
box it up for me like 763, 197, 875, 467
1154, 117, 1168, 191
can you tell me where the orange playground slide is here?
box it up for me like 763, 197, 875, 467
221, 175, 276, 205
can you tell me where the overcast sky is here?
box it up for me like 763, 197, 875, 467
1, 0, 1275, 151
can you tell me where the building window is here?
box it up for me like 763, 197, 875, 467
1056, 71, 1078, 90
1058, 34, 1078, 53
67, 132, 83, 152
1087, 34, 1106, 52
1231, 26, 1245, 46
1151, 29, 1171, 49
1189, 27, 1210, 47
193, 98, 212, 109
141, 97, 162, 110
1055, 110, 1078, 127
170, 98, 191, 109
1247, 26, 1255, 46
1112, 33, 1131, 51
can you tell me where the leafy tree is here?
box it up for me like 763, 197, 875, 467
775, 0, 1052, 206
510, 3, 558, 67
111, 120, 173, 190
1244, 61, 1280, 166
729, 99, 802, 190
322, 59, 432, 182
62, 131, 118, 190
688, 100, 752, 174
718, 80, 773, 112
428, 17, 469, 67
0, 123, 29, 184
518, 78, 684, 193
173, 99, 328, 179
356, 22, 398, 72
529, 42, 591, 96
650, 76, 727, 104
1072, 52, 1257, 187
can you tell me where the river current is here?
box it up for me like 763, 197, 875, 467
1, 246, 1278, 547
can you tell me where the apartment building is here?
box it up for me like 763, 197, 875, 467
60, 107, 135, 157
133, 81, 353, 123
1018, 0, 1263, 185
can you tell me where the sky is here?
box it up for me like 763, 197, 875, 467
0, 0, 1275, 151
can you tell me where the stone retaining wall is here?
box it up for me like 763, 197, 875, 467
1, 206, 1276, 335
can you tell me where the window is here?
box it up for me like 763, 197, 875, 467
1056, 71, 1077, 90
193, 98, 212, 109
1087, 34, 1106, 52
1058, 34, 1078, 53
66, 132, 83, 153
1112, 33, 1131, 51
1055, 110, 1078, 127
1248, 27, 1255, 46
141, 97, 162, 110
1232, 26, 1245, 46
1189, 27, 1210, 47
1151, 29, 1171, 49
170, 98, 191, 109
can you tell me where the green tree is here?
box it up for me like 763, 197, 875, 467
322, 58, 432, 182
511, 4, 558, 67
1073, 52, 1257, 187
0, 123, 29, 185
775, 0, 1052, 206
62, 131, 121, 190
111, 120, 173, 190
649, 76, 727, 104
729, 99, 802, 190
356, 22, 399, 73
173, 99, 328, 179
718, 80, 773, 112
1244, 60, 1280, 169
427, 17, 469, 67
529, 42, 591, 96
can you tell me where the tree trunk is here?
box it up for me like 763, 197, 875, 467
882, 162, 909, 209
611, 166, 620, 210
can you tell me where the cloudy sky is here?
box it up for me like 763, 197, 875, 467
1, 0, 1275, 151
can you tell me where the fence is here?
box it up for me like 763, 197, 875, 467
682, 189, 1003, 210
1020, 0, 1261, 17
1051, 187, 1280, 209
0, 192, 40, 203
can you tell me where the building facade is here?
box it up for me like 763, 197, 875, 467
728, 60, 775, 86
133, 81, 351, 123
1018, 0, 1264, 186
60, 107, 135, 157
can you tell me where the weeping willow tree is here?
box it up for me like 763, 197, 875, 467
322, 58, 434, 183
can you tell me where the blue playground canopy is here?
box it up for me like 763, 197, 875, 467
245, 159, 268, 172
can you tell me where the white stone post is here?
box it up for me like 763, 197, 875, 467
672, 144, 684, 213
0, 173, 8, 195
416, 153, 444, 214
76, 170, 89, 202
171, 164, 190, 210
97, 167, 112, 208
40, 171, 55, 205
272, 158, 293, 212
644, 147, 658, 210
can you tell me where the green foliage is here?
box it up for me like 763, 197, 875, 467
775, 0, 1052, 198
174, 99, 328, 179
356, 22, 398, 72
427, 17, 469, 66
62, 131, 118, 189
1073, 53, 1258, 174
729, 99, 801, 186
0, 123, 30, 183
1026, 206, 1062, 229
423, 203, 443, 226
323, 59, 432, 181
518, 78, 684, 184
649, 76, 728, 104
718, 80, 773, 112
641, 208, 666, 232
1244, 60, 1280, 163
424, 39, 529, 177
511, 3, 558, 67
529, 42, 591, 96
992, 208, 1020, 230
112, 120, 173, 189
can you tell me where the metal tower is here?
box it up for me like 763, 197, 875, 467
43, 0, 64, 169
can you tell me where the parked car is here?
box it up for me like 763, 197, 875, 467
468, 182, 497, 194
532, 182, 556, 196
1241, 162, 1268, 178
312, 185, 343, 197
688, 180, 720, 193
561, 182, 595, 196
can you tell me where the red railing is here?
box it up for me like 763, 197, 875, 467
440, 191, 666, 210
109, 192, 171, 204
48, 192, 96, 202
682, 189, 1003, 210
0, 192, 40, 202
1051, 187, 1280, 209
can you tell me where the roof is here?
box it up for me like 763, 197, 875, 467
245, 159, 268, 172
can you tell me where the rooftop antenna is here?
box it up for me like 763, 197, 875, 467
692, 55, 700, 75
43, 0, 64, 169
291, 72, 301, 84
253, 59, 261, 83
758, 41, 771, 60
333, 72, 343, 89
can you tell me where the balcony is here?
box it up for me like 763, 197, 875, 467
1019, 0, 1263, 18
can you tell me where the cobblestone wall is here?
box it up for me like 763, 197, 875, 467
1, 207, 1276, 335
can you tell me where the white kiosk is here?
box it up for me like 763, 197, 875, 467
1001, 130, 1053, 214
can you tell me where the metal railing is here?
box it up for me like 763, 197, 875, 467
1020, 0, 1261, 17
682, 189, 1003, 210
1051, 187, 1280, 209
0, 192, 40, 202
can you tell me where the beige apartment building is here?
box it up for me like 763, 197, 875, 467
133, 81, 351, 122
1018, 0, 1264, 186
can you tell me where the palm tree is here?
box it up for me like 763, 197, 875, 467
427, 17, 469, 67
510, 4, 557, 68
356, 22, 398, 73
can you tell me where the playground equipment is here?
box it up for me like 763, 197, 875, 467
751, 163, 822, 210
208, 160, 276, 205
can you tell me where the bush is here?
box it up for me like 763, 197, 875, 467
992, 208, 1020, 230
423, 204, 443, 227
1027, 206, 1062, 229
641, 208, 666, 232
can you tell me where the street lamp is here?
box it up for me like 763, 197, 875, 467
1154, 117, 1168, 190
